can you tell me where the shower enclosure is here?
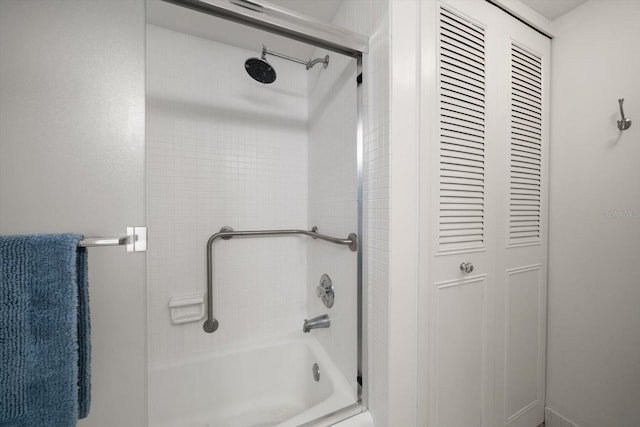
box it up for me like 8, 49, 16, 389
145, 0, 367, 425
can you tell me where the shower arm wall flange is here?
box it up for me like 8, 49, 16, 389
305, 55, 330, 70
262, 45, 329, 70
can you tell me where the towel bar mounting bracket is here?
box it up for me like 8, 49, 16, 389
126, 227, 147, 252
78, 226, 147, 251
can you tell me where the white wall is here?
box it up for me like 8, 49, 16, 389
547, 2, 640, 426
0, 0, 392, 425
388, 1, 420, 425
0, 1, 146, 426
146, 24, 308, 366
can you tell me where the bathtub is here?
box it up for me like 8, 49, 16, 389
148, 335, 360, 427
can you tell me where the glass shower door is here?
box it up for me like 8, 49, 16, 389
145, 0, 366, 425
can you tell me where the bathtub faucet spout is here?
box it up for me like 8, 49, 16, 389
302, 314, 330, 333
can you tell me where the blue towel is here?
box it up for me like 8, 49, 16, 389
0, 234, 91, 426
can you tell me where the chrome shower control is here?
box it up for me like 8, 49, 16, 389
316, 274, 334, 308
460, 262, 474, 274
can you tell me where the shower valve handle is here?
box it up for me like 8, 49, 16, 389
316, 274, 335, 308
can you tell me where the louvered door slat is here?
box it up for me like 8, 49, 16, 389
441, 175, 485, 186
442, 130, 484, 145
511, 190, 541, 198
441, 8, 484, 38
512, 156, 541, 167
441, 40, 484, 66
442, 113, 484, 131
512, 75, 542, 95
512, 71, 541, 89
512, 142, 540, 155
442, 104, 484, 122
442, 75, 484, 98
442, 84, 485, 107
512, 49, 541, 70
442, 151, 484, 165
441, 54, 485, 80
442, 144, 484, 158
513, 99, 542, 116
512, 87, 542, 107
512, 160, 540, 170
438, 6, 486, 253
512, 134, 541, 146
441, 221, 484, 230
509, 43, 543, 245
442, 117, 485, 135
512, 122, 542, 135
441, 65, 485, 88
512, 105, 542, 122
512, 121, 541, 134
511, 195, 541, 202
440, 26, 484, 56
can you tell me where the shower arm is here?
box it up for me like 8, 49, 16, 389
203, 226, 357, 333
262, 45, 329, 70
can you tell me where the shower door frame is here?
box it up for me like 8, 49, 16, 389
157, 0, 369, 423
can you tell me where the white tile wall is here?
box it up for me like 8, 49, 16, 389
307, 48, 359, 392
362, 20, 391, 425
331, 1, 391, 424
146, 25, 308, 366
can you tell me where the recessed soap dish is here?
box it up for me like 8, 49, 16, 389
169, 295, 205, 325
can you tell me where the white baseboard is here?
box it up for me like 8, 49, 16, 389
545, 407, 581, 427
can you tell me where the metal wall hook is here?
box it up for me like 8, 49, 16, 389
617, 98, 632, 131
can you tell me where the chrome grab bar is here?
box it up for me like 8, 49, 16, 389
203, 226, 357, 333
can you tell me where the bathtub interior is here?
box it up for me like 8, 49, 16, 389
148, 335, 356, 427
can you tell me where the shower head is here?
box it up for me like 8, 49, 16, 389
245, 45, 330, 84
244, 57, 277, 84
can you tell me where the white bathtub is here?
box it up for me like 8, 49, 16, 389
148, 335, 359, 427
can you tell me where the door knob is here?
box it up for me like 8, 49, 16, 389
460, 262, 474, 274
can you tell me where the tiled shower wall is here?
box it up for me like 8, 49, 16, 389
146, 25, 308, 366
331, 1, 391, 425
146, 2, 391, 422
307, 49, 358, 390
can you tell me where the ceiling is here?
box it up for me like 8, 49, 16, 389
280, 0, 589, 23
147, 0, 589, 59
271, 0, 589, 22
519, 0, 587, 20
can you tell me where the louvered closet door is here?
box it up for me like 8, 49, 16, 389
424, 1, 550, 427
493, 14, 550, 427
426, 2, 499, 427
